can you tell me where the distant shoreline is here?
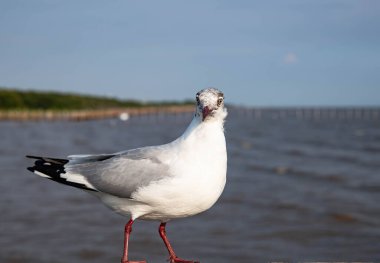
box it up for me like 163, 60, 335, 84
2, 106, 380, 121
0, 106, 194, 121
0, 87, 195, 121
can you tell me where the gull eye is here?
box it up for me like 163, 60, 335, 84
217, 97, 223, 107
196, 93, 200, 103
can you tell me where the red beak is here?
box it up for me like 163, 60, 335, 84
202, 106, 211, 121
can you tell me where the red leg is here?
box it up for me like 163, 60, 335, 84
158, 222, 199, 263
121, 219, 146, 263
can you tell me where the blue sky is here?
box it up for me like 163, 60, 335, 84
0, 0, 379, 106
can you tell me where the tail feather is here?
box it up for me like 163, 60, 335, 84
26, 155, 97, 192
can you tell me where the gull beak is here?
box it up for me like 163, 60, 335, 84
202, 106, 211, 121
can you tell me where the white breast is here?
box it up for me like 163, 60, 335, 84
131, 119, 227, 221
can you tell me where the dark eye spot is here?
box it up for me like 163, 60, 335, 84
196, 93, 200, 103
217, 97, 223, 106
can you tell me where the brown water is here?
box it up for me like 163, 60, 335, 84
1, 110, 380, 262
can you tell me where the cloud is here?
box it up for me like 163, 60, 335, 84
283, 52, 298, 64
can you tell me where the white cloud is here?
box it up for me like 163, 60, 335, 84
283, 52, 298, 64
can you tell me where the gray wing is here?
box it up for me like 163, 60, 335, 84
65, 146, 171, 198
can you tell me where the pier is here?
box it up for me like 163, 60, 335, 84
231, 107, 380, 121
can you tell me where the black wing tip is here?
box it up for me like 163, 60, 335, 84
26, 155, 98, 192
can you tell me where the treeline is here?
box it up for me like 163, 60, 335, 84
0, 88, 192, 110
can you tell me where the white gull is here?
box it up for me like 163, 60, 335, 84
27, 88, 228, 263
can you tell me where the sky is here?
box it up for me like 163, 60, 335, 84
0, 0, 379, 106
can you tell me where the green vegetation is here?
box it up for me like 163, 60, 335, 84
0, 87, 192, 110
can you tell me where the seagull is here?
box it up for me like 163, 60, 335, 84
27, 88, 228, 263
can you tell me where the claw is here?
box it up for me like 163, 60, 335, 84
160, 223, 200, 263
169, 257, 199, 263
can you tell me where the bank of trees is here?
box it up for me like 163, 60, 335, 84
0, 88, 191, 110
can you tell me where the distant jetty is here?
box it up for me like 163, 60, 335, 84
231, 106, 380, 121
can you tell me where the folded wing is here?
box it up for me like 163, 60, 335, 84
28, 146, 171, 198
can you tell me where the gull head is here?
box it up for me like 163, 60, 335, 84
195, 88, 227, 122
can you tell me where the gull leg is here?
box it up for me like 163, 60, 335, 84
121, 219, 146, 263
158, 222, 200, 263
